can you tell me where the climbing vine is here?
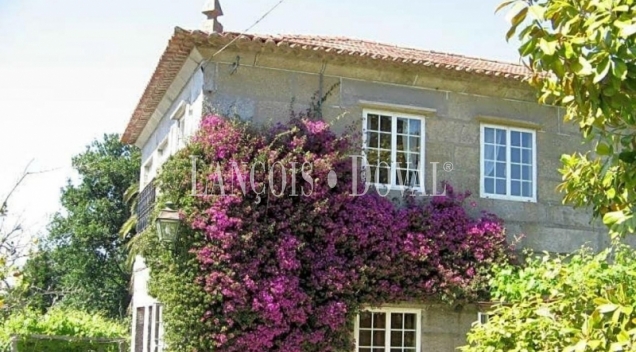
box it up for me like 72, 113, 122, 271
142, 106, 512, 352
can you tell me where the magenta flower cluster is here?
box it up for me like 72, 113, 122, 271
182, 114, 510, 352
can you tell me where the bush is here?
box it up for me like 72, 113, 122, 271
461, 243, 636, 352
145, 112, 512, 351
0, 308, 127, 351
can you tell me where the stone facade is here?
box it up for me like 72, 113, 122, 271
131, 46, 605, 351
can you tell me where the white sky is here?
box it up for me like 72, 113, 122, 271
0, 0, 519, 237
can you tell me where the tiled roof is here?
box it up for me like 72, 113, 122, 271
211, 32, 529, 79
122, 28, 529, 144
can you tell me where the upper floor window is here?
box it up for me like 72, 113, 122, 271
142, 157, 154, 187
355, 308, 421, 352
480, 124, 537, 202
363, 110, 425, 190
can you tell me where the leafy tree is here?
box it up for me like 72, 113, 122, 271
24, 134, 140, 319
0, 162, 49, 317
461, 243, 636, 351
499, 0, 636, 236
0, 307, 127, 351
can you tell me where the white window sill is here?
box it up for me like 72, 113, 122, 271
481, 193, 536, 203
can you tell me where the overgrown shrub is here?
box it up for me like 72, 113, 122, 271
461, 243, 636, 352
145, 111, 511, 352
0, 308, 127, 351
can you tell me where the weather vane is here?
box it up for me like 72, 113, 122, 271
202, 0, 224, 33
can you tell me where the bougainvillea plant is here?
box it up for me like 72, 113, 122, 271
145, 107, 512, 352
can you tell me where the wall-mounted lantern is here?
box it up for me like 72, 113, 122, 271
155, 202, 181, 244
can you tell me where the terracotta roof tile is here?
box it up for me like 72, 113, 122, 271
122, 28, 529, 144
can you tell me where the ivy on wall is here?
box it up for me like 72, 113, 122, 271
141, 106, 512, 352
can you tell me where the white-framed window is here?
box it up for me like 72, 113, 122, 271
354, 308, 421, 352
132, 303, 164, 352
170, 100, 190, 152
157, 137, 169, 164
142, 157, 154, 187
480, 124, 537, 202
477, 312, 490, 325
362, 109, 425, 190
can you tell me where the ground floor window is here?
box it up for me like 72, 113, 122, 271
133, 303, 164, 352
355, 308, 421, 352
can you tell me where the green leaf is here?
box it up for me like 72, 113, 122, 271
603, 211, 625, 226
495, 0, 515, 13
539, 38, 557, 55
528, 5, 545, 20
620, 24, 636, 37
594, 57, 611, 83
596, 142, 612, 155
598, 303, 619, 313
574, 57, 593, 76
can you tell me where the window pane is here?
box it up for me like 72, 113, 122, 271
496, 146, 506, 161
367, 132, 379, 149
379, 150, 391, 164
485, 178, 495, 194
359, 349, 371, 352
496, 179, 506, 195
397, 118, 408, 134
397, 135, 406, 151
374, 167, 389, 184
511, 180, 521, 196
484, 144, 495, 162
409, 120, 421, 135
522, 132, 532, 148
373, 331, 385, 345
368, 114, 379, 131
390, 331, 402, 346
496, 129, 506, 144
511, 148, 520, 163
523, 182, 533, 197
409, 137, 420, 153
511, 131, 521, 147
484, 128, 494, 144
396, 169, 407, 186
522, 165, 531, 180
522, 149, 531, 164
147, 306, 153, 352
396, 152, 408, 166
373, 313, 386, 328
379, 133, 391, 150
404, 314, 416, 329
495, 162, 506, 178
359, 330, 372, 345
511, 164, 520, 179
391, 313, 403, 329
404, 331, 416, 347
135, 308, 145, 352
380, 115, 391, 132
360, 312, 372, 328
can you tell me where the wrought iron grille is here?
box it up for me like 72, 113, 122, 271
136, 181, 156, 233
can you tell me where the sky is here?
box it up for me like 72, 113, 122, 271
0, 0, 520, 238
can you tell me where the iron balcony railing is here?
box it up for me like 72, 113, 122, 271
136, 180, 156, 233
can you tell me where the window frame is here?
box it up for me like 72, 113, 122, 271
354, 307, 422, 352
362, 109, 426, 192
479, 123, 537, 202
142, 157, 154, 188
477, 312, 490, 325
132, 303, 164, 352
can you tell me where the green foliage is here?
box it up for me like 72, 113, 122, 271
0, 308, 127, 352
21, 134, 140, 319
462, 243, 636, 351
500, 0, 636, 237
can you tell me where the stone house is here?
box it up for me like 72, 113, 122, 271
121, 6, 606, 352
